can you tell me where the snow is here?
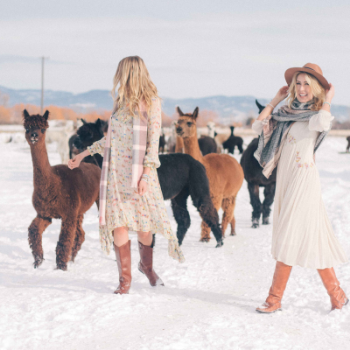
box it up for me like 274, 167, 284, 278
0, 137, 349, 350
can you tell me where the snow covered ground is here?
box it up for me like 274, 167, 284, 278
1, 137, 350, 350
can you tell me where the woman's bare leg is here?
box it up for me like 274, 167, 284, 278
137, 231, 152, 246
113, 227, 129, 247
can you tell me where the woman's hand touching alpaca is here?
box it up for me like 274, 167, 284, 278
68, 150, 90, 169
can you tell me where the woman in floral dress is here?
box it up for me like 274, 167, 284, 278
69, 56, 184, 295
253, 63, 348, 313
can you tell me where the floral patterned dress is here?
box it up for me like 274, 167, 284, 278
253, 111, 347, 269
88, 97, 184, 262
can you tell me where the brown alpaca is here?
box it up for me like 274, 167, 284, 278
23, 110, 101, 270
176, 107, 244, 240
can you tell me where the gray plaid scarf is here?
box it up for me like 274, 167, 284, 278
254, 99, 329, 178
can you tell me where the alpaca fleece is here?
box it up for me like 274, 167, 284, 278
24, 109, 101, 271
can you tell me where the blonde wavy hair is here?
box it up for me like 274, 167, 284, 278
287, 72, 326, 111
111, 56, 159, 116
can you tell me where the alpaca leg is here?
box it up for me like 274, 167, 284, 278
262, 183, 276, 225
200, 195, 222, 242
171, 188, 191, 246
56, 216, 77, 271
221, 196, 236, 236
95, 193, 99, 210
71, 215, 85, 262
196, 197, 223, 247
238, 142, 243, 154
248, 182, 262, 228
28, 216, 52, 268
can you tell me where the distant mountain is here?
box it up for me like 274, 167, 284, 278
1, 86, 349, 122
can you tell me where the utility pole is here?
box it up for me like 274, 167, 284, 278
40, 56, 49, 114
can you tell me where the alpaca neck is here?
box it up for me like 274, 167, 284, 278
183, 133, 204, 162
231, 129, 234, 136
30, 140, 52, 189
175, 135, 184, 153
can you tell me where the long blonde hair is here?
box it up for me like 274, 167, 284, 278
287, 72, 325, 111
111, 56, 159, 116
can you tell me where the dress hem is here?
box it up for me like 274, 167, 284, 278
272, 255, 348, 269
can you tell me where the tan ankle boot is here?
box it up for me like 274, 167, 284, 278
318, 268, 349, 310
138, 241, 164, 286
256, 261, 292, 313
113, 241, 132, 294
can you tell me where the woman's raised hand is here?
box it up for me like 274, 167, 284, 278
325, 83, 335, 103
273, 86, 289, 104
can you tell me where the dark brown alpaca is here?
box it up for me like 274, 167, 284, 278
176, 107, 244, 240
23, 110, 101, 270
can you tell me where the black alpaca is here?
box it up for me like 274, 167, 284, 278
222, 126, 243, 154
70, 119, 105, 168
240, 100, 277, 228
158, 154, 222, 246
346, 136, 350, 152
159, 131, 166, 153
74, 122, 223, 247
198, 135, 217, 155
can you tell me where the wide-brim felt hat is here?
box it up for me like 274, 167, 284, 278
284, 63, 330, 90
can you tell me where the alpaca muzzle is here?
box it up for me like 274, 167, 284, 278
176, 127, 183, 136
30, 131, 39, 144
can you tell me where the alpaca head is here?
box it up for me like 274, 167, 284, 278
74, 118, 105, 152
175, 106, 199, 139
23, 110, 49, 145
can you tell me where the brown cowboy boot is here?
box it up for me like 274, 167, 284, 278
113, 241, 132, 294
256, 261, 292, 313
138, 240, 164, 286
318, 268, 349, 310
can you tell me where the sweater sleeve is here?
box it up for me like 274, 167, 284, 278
87, 136, 106, 156
309, 110, 334, 132
143, 98, 161, 169
252, 120, 263, 134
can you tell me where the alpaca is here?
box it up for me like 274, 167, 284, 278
346, 136, 350, 152
207, 122, 223, 153
23, 110, 101, 270
198, 135, 217, 155
239, 99, 277, 228
73, 122, 223, 247
57, 120, 75, 164
222, 126, 244, 154
176, 106, 244, 240
70, 118, 105, 168
159, 129, 166, 153
158, 154, 223, 247
167, 121, 178, 153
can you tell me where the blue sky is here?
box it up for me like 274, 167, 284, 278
1, 0, 350, 105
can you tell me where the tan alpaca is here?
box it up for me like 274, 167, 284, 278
176, 107, 244, 240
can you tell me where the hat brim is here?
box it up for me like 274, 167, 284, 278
285, 67, 330, 90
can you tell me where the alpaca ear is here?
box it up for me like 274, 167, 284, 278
23, 109, 30, 119
255, 99, 265, 113
43, 110, 49, 120
192, 107, 199, 120
95, 118, 101, 127
176, 106, 184, 116
81, 118, 87, 124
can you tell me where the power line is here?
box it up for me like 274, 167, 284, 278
40, 56, 49, 114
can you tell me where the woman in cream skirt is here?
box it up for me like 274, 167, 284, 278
253, 63, 348, 313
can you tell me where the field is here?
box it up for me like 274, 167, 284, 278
0, 136, 350, 350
